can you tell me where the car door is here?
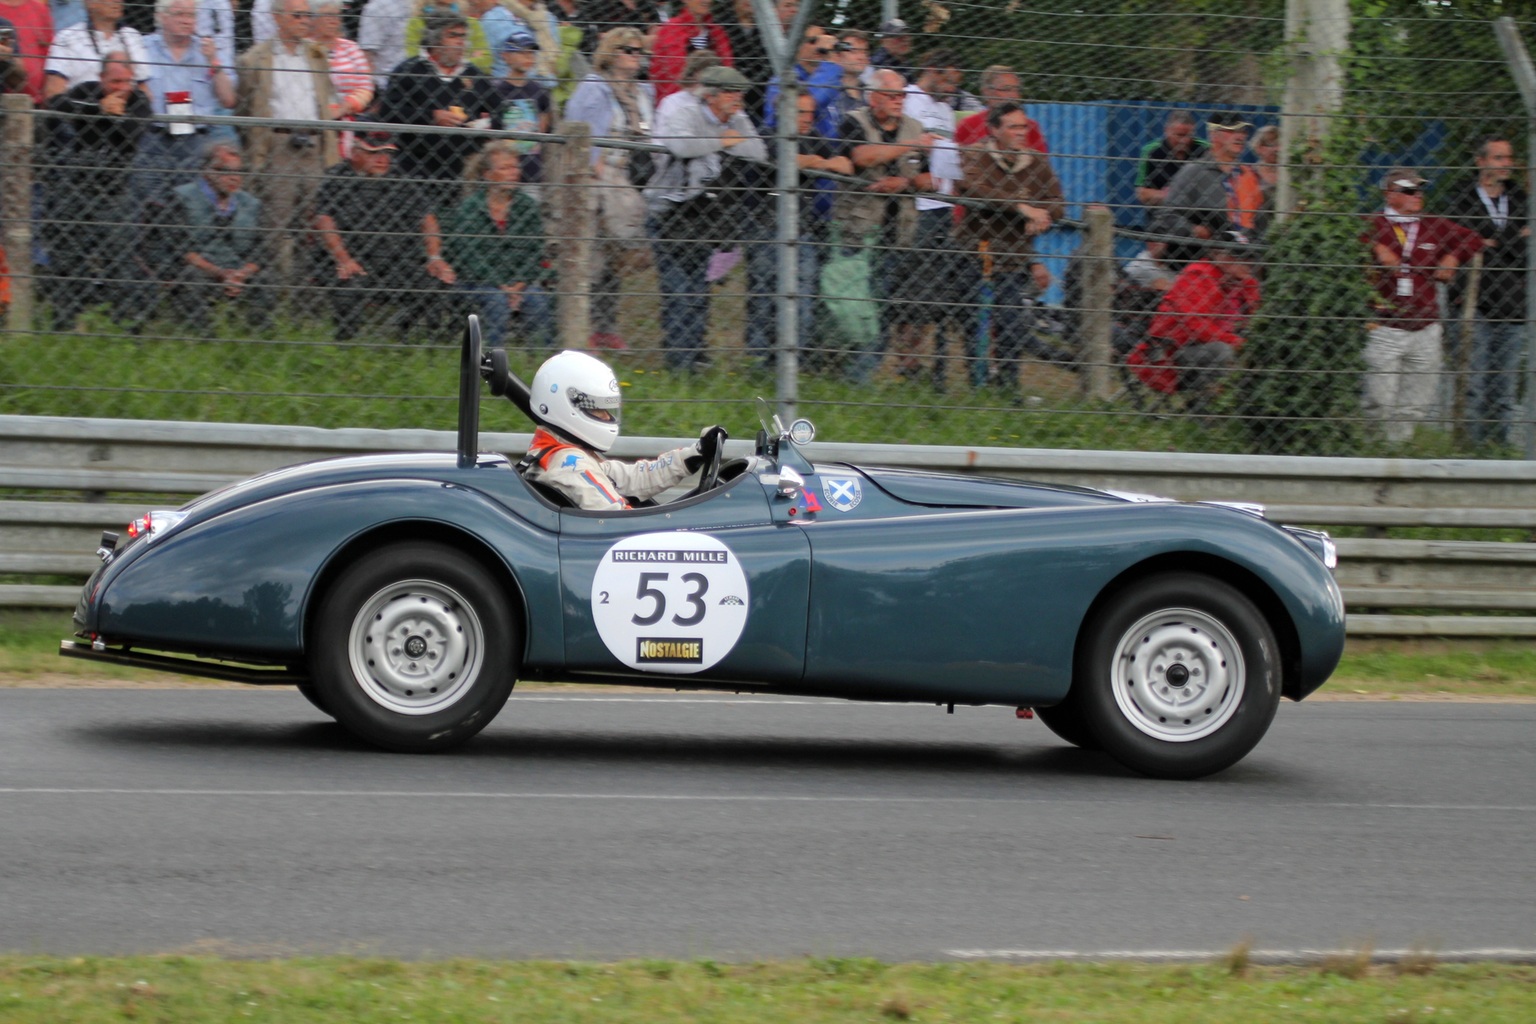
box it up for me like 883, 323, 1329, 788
557, 472, 812, 687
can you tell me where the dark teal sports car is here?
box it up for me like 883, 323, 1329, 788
63, 321, 1345, 778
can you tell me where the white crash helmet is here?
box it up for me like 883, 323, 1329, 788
530, 350, 622, 452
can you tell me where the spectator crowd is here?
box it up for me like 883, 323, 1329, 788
0, 0, 1526, 448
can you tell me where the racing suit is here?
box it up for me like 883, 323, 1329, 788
523, 427, 699, 512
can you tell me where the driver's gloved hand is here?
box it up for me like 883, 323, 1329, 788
695, 425, 728, 455
686, 425, 728, 473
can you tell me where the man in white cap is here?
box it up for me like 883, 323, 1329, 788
1152, 115, 1263, 264
1363, 167, 1482, 444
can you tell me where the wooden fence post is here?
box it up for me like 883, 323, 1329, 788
548, 120, 593, 352
1, 93, 36, 330
1079, 204, 1115, 401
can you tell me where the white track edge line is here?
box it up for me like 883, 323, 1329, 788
942, 947, 1536, 964
0, 787, 1531, 811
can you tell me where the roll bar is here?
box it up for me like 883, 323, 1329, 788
455, 314, 537, 469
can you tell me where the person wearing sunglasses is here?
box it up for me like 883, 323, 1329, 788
1363, 167, 1483, 445
564, 25, 656, 351
760, 23, 840, 136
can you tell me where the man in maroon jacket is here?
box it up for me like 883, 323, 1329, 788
648, 0, 732, 103
1363, 167, 1482, 444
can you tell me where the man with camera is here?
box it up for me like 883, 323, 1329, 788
42, 51, 150, 329
0, 18, 30, 94
644, 63, 766, 373
0, 1, 50, 102
235, 0, 340, 283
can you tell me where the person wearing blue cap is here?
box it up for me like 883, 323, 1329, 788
494, 29, 551, 182
481, 0, 528, 79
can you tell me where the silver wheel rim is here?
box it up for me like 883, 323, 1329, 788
345, 579, 484, 716
1110, 606, 1244, 742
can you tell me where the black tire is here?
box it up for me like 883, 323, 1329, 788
1035, 702, 1102, 751
294, 679, 335, 719
1074, 573, 1282, 779
309, 541, 518, 752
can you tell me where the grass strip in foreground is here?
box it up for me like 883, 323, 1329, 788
1, 956, 1532, 1023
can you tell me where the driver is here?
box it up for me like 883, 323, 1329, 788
522, 351, 728, 511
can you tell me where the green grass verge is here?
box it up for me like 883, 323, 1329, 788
3, 304, 1521, 460
0, 956, 1532, 1023
7, 609, 1536, 697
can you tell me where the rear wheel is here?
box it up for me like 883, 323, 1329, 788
309, 541, 518, 752
1035, 702, 1101, 751
1075, 573, 1281, 779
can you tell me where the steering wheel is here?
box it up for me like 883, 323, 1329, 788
684, 430, 724, 499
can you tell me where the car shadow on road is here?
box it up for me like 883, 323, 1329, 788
71, 717, 1294, 785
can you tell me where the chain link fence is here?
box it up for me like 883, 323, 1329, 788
1, 0, 1533, 457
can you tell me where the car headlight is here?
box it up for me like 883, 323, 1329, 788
1283, 526, 1337, 570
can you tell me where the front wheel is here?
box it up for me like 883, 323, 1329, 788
309, 541, 518, 752
1075, 573, 1282, 779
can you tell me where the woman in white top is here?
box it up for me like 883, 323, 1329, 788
563, 25, 654, 351
44, 0, 149, 96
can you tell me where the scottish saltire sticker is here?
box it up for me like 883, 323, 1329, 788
822, 476, 863, 512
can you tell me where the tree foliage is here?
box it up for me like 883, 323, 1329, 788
1240, 126, 1373, 455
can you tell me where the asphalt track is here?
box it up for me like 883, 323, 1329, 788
1, 688, 1533, 962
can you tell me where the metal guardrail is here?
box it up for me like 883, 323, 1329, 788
3, 415, 1534, 636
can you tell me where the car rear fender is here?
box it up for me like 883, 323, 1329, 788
93, 479, 559, 662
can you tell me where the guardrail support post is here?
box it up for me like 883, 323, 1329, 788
1, 93, 36, 330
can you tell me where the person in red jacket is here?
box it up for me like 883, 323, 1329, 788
1130, 230, 1262, 409
648, 0, 732, 103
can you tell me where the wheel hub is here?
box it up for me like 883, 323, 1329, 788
346, 581, 483, 715
1111, 607, 1245, 743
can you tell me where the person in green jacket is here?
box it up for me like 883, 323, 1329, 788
444, 138, 554, 348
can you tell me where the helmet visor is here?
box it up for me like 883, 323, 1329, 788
568, 386, 620, 428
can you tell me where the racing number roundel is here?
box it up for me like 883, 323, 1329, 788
591, 532, 750, 674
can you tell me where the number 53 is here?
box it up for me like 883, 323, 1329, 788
631, 571, 709, 627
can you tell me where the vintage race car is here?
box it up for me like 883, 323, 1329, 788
62, 321, 1345, 778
